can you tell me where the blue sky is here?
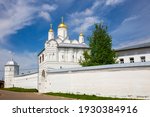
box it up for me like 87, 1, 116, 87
0, 0, 150, 79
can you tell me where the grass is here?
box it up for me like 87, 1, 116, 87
46, 92, 136, 100
0, 87, 138, 100
1, 87, 38, 92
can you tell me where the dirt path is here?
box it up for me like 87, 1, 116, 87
0, 90, 73, 100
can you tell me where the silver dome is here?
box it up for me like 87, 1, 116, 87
6, 60, 18, 66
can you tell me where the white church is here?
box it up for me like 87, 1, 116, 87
4, 18, 150, 99
38, 17, 89, 71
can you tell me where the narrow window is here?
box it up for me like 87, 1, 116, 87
62, 55, 64, 59
141, 56, 146, 62
72, 55, 74, 59
42, 70, 45, 78
40, 57, 41, 63
130, 57, 134, 63
119, 58, 124, 64
42, 54, 44, 61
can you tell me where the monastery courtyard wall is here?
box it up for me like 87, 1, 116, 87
39, 62, 150, 99
13, 73, 38, 89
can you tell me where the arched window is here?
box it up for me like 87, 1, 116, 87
42, 70, 45, 78
40, 56, 41, 63
42, 54, 44, 61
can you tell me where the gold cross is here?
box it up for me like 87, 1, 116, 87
50, 23, 52, 29
61, 16, 64, 23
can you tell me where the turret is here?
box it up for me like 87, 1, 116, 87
57, 17, 68, 40
48, 24, 54, 40
79, 32, 84, 43
4, 59, 19, 88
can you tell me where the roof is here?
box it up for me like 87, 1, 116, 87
115, 42, 150, 51
5, 60, 18, 66
38, 40, 89, 56
16, 72, 38, 77
38, 48, 45, 56
58, 43, 89, 49
47, 62, 150, 74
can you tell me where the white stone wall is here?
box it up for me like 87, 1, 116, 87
12, 73, 38, 89
39, 66, 150, 99
58, 48, 84, 63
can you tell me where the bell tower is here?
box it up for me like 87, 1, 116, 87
57, 17, 68, 40
4, 59, 19, 88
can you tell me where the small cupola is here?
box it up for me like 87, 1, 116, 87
79, 32, 84, 43
48, 23, 54, 40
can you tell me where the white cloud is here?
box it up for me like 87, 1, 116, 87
111, 12, 150, 48
115, 36, 150, 49
39, 11, 51, 21
68, 0, 125, 36
121, 16, 139, 24
0, 1, 57, 44
0, 0, 37, 43
111, 15, 139, 35
73, 17, 99, 33
68, 1, 104, 34
41, 4, 57, 12
106, 0, 125, 6
39, 4, 57, 21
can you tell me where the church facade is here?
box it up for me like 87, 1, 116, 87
38, 18, 89, 82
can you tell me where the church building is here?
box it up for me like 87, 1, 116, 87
38, 18, 89, 76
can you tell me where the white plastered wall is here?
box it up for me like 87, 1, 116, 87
12, 73, 38, 89
41, 68, 150, 99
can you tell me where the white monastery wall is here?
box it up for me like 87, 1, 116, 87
39, 64, 150, 99
13, 73, 38, 89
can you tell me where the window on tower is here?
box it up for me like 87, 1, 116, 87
42, 70, 45, 78
40, 57, 41, 63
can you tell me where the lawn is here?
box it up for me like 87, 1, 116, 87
1, 87, 137, 100
46, 92, 136, 100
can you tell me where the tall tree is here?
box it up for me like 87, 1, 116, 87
80, 23, 116, 66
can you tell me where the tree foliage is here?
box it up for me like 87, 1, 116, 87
80, 23, 116, 66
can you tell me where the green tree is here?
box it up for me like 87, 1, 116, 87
80, 23, 116, 66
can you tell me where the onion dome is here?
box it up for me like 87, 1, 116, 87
79, 32, 84, 36
49, 23, 53, 32
58, 16, 67, 28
